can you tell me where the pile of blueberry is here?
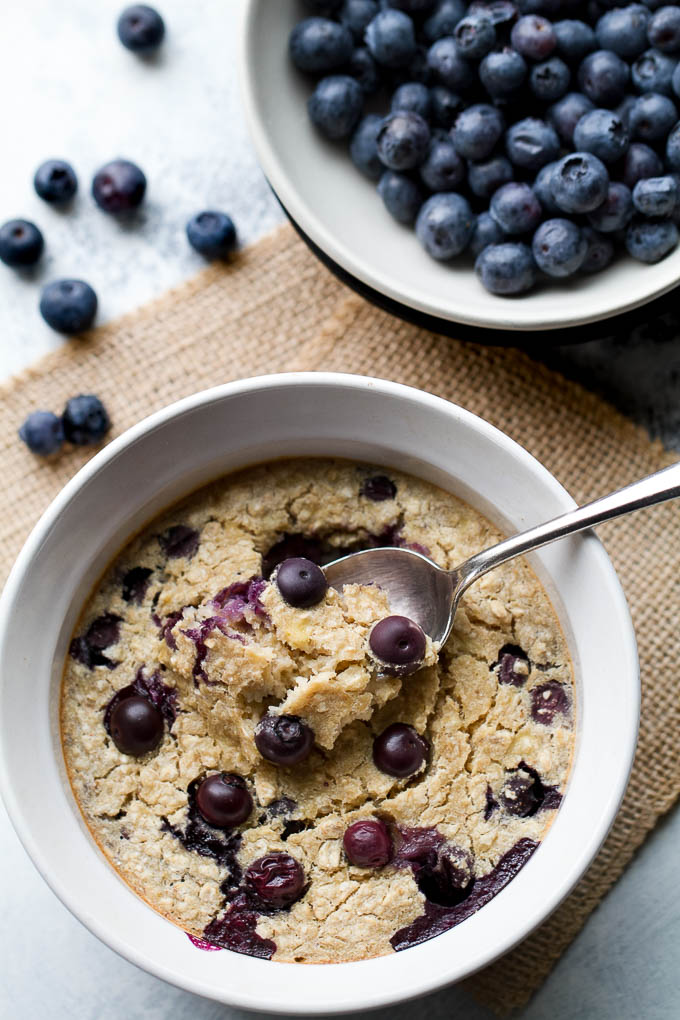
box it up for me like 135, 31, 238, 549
290, 0, 680, 294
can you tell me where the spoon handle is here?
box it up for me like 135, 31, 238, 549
456, 460, 680, 592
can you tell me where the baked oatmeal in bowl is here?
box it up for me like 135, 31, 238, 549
0, 375, 638, 1011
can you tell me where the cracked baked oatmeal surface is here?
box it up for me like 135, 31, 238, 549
61, 458, 574, 963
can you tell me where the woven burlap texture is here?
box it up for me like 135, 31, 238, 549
1, 224, 678, 1014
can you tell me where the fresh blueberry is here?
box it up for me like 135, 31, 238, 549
391, 80, 432, 117
18, 411, 64, 456
343, 819, 393, 866
632, 174, 678, 215
430, 85, 464, 126
34, 159, 78, 204
510, 15, 557, 61
533, 161, 561, 212
308, 75, 364, 138
491, 181, 543, 233
648, 6, 680, 53
578, 49, 629, 106
551, 151, 609, 213
350, 114, 384, 178
452, 104, 504, 161
245, 853, 306, 908
373, 723, 429, 776
423, 0, 466, 41
415, 192, 475, 258
475, 241, 536, 293
479, 47, 527, 96
341, 0, 379, 39
532, 217, 587, 276
632, 47, 677, 94
573, 107, 628, 162
553, 19, 596, 63
530, 56, 571, 100
595, 5, 650, 60
117, 5, 165, 52
420, 131, 466, 189
548, 91, 595, 143
580, 226, 615, 272
468, 0, 518, 27
109, 695, 163, 756
92, 158, 146, 213
673, 58, 680, 97
186, 211, 237, 259
62, 394, 111, 444
0, 219, 44, 267
347, 46, 382, 92
470, 209, 505, 254
587, 181, 634, 230
666, 120, 680, 168
505, 117, 560, 170
453, 13, 496, 59
196, 773, 253, 828
622, 141, 663, 186
378, 169, 424, 222
427, 37, 474, 90
290, 17, 354, 73
369, 615, 427, 672
468, 155, 513, 197
275, 557, 327, 607
40, 280, 97, 334
254, 713, 315, 766
616, 93, 638, 128
377, 110, 430, 169
629, 91, 678, 140
365, 8, 417, 67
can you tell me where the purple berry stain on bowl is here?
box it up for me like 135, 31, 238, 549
186, 933, 222, 952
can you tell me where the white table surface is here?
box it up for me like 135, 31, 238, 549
1, 2, 679, 1018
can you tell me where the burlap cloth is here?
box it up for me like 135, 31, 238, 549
1, 224, 679, 1013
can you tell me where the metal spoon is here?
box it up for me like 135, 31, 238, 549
324, 462, 680, 646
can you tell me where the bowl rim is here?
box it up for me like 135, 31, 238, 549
0, 372, 640, 1014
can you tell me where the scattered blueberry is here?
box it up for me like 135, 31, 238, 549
631, 47, 676, 94
578, 49, 629, 106
573, 107, 629, 162
479, 46, 527, 96
343, 818, 393, 866
254, 713, 315, 766
186, 211, 237, 259
0, 219, 44, 268
109, 694, 164, 756
18, 411, 64, 456
511, 15, 557, 61
532, 217, 588, 276
629, 91, 678, 141
553, 19, 596, 63
475, 241, 536, 294
196, 774, 253, 828
369, 615, 427, 673
366, 8, 417, 67
491, 181, 542, 234
415, 192, 474, 258
551, 151, 609, 213
452, 104, 504, 162
453, 13, 496, 59
40, 279, 97, 334
373, 722, 429, 776
275, 557, 327, 607
92, 159, 146, 213
505, 117, 560, 171
580, 226, 615, 272
378, 170, 424, 222
245, 853, 307, 908
61, 394, 111, 445
117, 5, 165, 52
34, 159, 78, 204
289, 17, 353, 72
587, 181, 634, 230
377, 110, 430, 169
308, 75, 364, 138
648, 6, 680, 53
595, 5, 650, 60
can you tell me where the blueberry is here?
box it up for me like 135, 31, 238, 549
40, 279, 97, 334
416, 843, 474, 907
415, 192, 475, 258
580, 226, 615, 272
495, 644, 530, 686
92, 159, 146, 213
452, 103, 504, 161
158, 524, 199, 559
254, 713, 315, 765
491, 181, 543, 234
587, 181, 634, 230
475, 241, 536, 293
622, 141, 663, 186
533, 161, 561, 212
470, 210, 505, 254
369, 615, 427, 672
18, 411, 64, 456
0, 219, 44, 267
453, 14, 496, 59
616, 93, 638, 129
121, 566, 153, 604
548, 91, 595, 143
573, 107, 628, 162
632, 47, 677, 94
648, 6, 680, 53
378, 169, 424, 222
350, 114, 384, 178
420, 132, 466, 189
553, 19, 596, 63
377, 110, 430, 169
595, 5, 650, 60
530, 678, 572, 723
109, 695, 163, 756
632, 174, 678, 215
365, 8, 417, 67
629, 91, 677, 140
500, 767, 544, 816
423, 0, 466, 41
34, 159, 78, 204
117, 4, 165, 52
391, 80, 432, 117
62, 394, 111, 445
245, 853, 306, 908
343, 818, 393, 866
289, 17, 354, 73
532, 217, 587, 276
430, 85, 464, 126
341, 0, 379, 39
551, 151, 609, 213
347, 46, 382, 92
468, 155, 513, 197
505, 116, 560, 170
186, 211, 237, 259
578, 49, 629, 107
308, 75, 364, 138
373, 722, 429, 776
530, 56, 571, 100
510, 15, 557, 61
360, 474, 397, 499
667, 120, 680, 168
479, 47, 527, 96
275, 557, 327, 607
427, 37, 474, 90
196, 773, 253, 828
72, 614, 121, 669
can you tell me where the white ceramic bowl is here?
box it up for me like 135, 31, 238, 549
0, 374, 638, 1014
240, 0, 680, 333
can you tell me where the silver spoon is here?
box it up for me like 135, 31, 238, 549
324, 462, 680, 646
